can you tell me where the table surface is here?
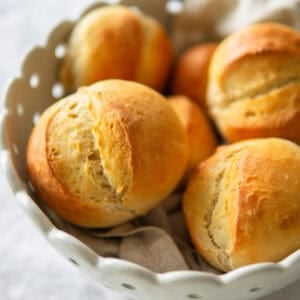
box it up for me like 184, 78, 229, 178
0, 1, 299, 299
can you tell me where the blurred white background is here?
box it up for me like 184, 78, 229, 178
0, 1, 299, 299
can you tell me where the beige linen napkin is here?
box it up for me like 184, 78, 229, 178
62, 193, 219, 273
172, 0, 300, 53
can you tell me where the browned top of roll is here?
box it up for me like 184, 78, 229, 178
60, 5, 173, 92
212, 22, 300, 81
207, 22, 300, 143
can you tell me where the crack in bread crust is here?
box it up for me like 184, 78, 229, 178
86, 92, 136, 217
214, 77, 300, 110
204, 150, 243, 270
204, 167, 231, 270
206, 170, 225, 249
89, 126, 136, 217
46, 97, 136, 217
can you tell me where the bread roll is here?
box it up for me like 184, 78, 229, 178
27, 80, 188, 228
60, 5, 172, 92
207, 22, 300, 143
183, 138, 300, 272
169, 95, 217, 172
171, 43, 218, 108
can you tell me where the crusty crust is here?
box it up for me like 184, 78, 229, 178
212, 80, 300, 143
210, 23, 300, 82
60, 5, 172, 92
27, 80, 188, 228
86, 80, 188, 215
207, 23, 300, 143
183, 138, 300, 271
27, 94, 134, 228
231, 139, 300, 269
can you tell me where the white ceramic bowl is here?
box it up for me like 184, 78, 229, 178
1, 1, 300, 299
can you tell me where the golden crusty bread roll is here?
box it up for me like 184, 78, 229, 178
183, 138, 300, 272
27, 80, 188, 228
207, 22, 300, 143
60, 5, 172, 92
169, 95, 217, 172
171, 43, 218, 108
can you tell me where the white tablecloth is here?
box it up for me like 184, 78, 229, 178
0, 1, 299, 299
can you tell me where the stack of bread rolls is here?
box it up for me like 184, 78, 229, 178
27, 5, 300, 272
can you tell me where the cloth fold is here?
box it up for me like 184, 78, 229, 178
61, 193, 219, 273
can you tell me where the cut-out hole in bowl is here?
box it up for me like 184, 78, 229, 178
105, 0, 121, 4
52, 83, 65, 99
187, 294, 203, 299
129, 5, 141, 13
12, 144, 19, 155
29, 73, 40, 88
16, 103, 24, 116
249, 285, 265, 292
121, 283, 136, 290
55, 44, 66, 59
33, 112, 41, 125
166, 0, 183, 14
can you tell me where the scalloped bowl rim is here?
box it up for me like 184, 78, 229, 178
0, 0, 300, 297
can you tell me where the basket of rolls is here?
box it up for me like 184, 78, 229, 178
1, 0, 300, 299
